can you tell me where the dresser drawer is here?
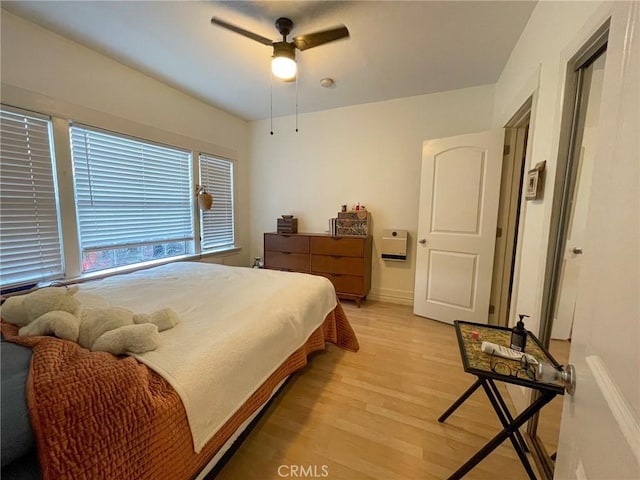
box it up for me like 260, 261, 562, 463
265, 234, 309, 254
264, 251, 309, 272
311, 254, 364, 276
310, 236, 364, 257
316, 273, 364, 295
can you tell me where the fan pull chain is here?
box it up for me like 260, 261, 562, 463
270, 73, 274, 135
295, 74, 299, 133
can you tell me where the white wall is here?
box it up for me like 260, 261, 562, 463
0, 10, 251, 269
249, 85, 494, 304
492, 0, 604, 337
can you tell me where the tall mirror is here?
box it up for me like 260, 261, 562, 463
527, 33, 608, 479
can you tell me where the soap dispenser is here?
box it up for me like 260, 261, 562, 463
510, 314, 530, 352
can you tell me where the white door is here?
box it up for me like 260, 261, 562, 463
555, 3, 640, 478
551, 54, 606, 340
413, 130, 504, 324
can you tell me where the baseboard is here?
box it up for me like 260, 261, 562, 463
368, 288, 414, 306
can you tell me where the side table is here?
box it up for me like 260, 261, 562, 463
440, 321, 566, 479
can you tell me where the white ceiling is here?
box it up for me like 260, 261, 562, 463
2, 1, 536, 121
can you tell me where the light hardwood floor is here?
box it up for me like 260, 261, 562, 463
215, 301, 536, 480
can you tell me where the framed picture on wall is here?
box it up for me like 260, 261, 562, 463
525, 161, 546, 200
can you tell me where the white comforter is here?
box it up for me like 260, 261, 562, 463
76, 262, 337, 452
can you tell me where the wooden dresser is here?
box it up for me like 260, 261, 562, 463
264, 232, 373, 307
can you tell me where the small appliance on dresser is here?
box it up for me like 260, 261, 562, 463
263, 232, 372, 307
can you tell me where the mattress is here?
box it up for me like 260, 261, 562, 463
75, 262, 338, 451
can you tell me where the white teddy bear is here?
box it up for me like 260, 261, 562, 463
1, 286, 179, 355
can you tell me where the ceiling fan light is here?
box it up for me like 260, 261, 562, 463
272, 42, 297, 80
272, 57, 297, 80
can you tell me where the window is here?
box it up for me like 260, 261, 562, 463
0, 105, 64, 286
199, 154, 234, 250
0, 106, 64, 287
70, 124, 194, 273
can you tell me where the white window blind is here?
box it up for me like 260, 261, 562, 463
70, 124, 194, 272
0, 106, 63, 287
199, 154, 234, 250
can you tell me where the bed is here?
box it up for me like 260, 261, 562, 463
0, 262, 359, 479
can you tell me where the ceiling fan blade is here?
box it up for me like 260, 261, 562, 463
210, 17, 274, 46
293, 25, 349, 51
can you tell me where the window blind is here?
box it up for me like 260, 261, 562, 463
70, 125, 193, 267
199, 154, 234, 250
0, 106, 63, 287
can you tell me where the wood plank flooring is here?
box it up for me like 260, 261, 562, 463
215, 301, 536, 480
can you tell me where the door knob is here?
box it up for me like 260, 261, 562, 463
537, 363, 577, 395
572, 247, 583, 255
418, 239, 427, 244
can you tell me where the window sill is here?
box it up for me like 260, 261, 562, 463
200, 245, 242, 258
78, 246, 242, 281
28, 247, 243, 288
70, 254, 197, 284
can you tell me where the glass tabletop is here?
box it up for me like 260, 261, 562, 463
455, 321, 565, 393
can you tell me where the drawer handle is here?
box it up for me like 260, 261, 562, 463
332, 273, 343, 277
331, 255, 342, 259
282, 252, 291, 255
330, 237, 343, 241
280, 234, 291, 238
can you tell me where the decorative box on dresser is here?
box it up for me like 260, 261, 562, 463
264, 233, 372, 307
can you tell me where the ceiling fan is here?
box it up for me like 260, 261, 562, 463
210, 16, 349, 81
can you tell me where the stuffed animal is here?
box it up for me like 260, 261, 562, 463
0, 286, 81, 328
0, 286, 179, 355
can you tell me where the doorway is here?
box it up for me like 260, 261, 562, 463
413, 130, 504, 324
488, 99, 531, 327
549, 51, 606, 342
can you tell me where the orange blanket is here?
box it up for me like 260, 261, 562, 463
1, 303, 358, 480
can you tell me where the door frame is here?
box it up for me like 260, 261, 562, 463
527, 22, 610, 480
488, 98, 531, 327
